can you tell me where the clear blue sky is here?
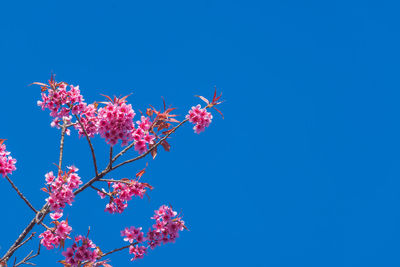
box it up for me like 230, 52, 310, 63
1, 0, 400, 266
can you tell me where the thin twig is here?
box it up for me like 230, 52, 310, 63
89, 185, 104, 194
111, 141, 135, 163
39, 222, 51, 231
75, 115, 98, 177
11, 233, 35, 255
58, 125, 67, 172
4, 175, 37, 213
98, 179, 132, 185
99, 243, 134, 259
14, 243, 41, 267
108, 146, 113, 169
1, 119, 188, 264
0, 122, 67, 263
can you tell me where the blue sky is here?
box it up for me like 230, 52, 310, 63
1, 0, 400, 266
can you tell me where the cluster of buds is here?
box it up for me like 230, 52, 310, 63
121, 205, 186, 261
0, 140, 16, 177
43, 166, 82, 213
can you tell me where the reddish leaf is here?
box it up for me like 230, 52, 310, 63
162, 129, 174, 135
167, 118, 180, 123
151, 146, 157, 159
120, 93, 132, 103
165, 107, 176, 114
195, 95, 210, 105
41, 187, 48, 193
162, 96, 166, 111
136, 163, 148, 179
213, 107, 224, 119
142, 182, 154, 190
146, 108, 154, 117
0, 139, 5, 146
161, 140, 171, 152
213, 87, 217, 101
100, 94, 113, 102
29, 82, 48, 87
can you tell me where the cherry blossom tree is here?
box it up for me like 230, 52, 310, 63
0, 75, 223, 267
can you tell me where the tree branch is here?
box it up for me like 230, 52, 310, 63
108, 146, 113, 169
14, 243, 41, 267
99, 243, 134, 259
98, 178, 132, 185
1, 119, 189, 264
4, 175, 37, 213
58, 124, 67, 172
75, 114, 98, 177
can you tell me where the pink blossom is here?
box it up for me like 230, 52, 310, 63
132, 116, 155, 154
121, 226, 145, 243
44, 166, 82, 212
39, 220, 72, 250
50, 212, 63, 220
129, 245, 147, 261
38, 83, 86, 129
62, 235, 100, 266
97, 100, 136, 146
74, 103, 99, 138
186, 104, 213, 133
121, 205, 185, 261
0, 144, 16, 177
100, 180, 148, 214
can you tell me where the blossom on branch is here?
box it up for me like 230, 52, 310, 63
121, 205, 186, 261
39, 220, 72, 250
0, 142, 16, 177
61, 235, 101, 266
43, 166, 82, 212
186, 104, 213, 133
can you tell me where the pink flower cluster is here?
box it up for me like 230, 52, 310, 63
121, 205, 185, 261
97, 101, 136, 146
121, 226, 146, 243
74, 103, 99, 138
37, 84, 85, 129
45, 166, 82, 212
147, 205, 185, 248
98, 180, 147, 214
186, 104, 213, 133
0, 144, 16, 177
39, 220, 72, 250
132, 116, 155, 154
62, 235, 100, 266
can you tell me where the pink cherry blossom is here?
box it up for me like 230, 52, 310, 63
44, 166, 82, 212
132, 116, 155, 154
62, 235, 100, 266
97, 100, 136, 146
122, 205, 185, 261
100, 180, 148, 214
186, 104, 213, 133
0, 144, 16, 177
38, 83, 86, 129
39, 220, 72, 250
74, 103, 99, 138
